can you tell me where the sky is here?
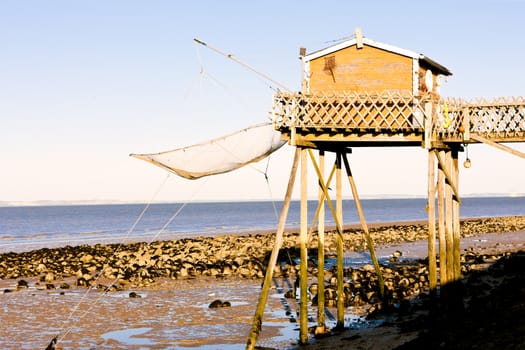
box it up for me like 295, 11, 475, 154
2, 0, 525, 204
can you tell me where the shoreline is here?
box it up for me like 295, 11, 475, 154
1, 216, 525, 349
1, 215, 522, 255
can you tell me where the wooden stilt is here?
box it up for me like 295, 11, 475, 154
342, 152, 385, 297
445, 150, 454, 283
437, 149, 447, 286
307, 164, 336, 240
452, 149, 461, 280
335, 152, 345, 330
316, 150, 327, 332
246, 148, 300, 350
306, 150, 346, 328
434, 150, 461, 204
427, 149, 437, 290
299, 147, 309, 344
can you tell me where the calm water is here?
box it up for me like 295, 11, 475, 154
1, 197, 524, 252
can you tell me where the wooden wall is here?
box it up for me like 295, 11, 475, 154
307, 45, 413, 94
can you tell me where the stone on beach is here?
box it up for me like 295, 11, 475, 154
0, 216, 524, 292
208, 299, 231, 308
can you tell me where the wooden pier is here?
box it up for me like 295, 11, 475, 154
247, 30, 525, 349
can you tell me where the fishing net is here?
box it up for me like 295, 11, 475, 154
131, 123, 286, 179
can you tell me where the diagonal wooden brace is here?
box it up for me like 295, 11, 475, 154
434, 149, 462, 205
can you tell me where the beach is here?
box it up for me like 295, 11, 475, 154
1, 216, 525, 349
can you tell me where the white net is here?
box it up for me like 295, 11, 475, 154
131, 123, 286, 179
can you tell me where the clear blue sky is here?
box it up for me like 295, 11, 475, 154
2, 0, 525, 204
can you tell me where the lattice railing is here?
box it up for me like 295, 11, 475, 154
436, 96, 525, 140
272, 91, 429, 131
272, 91, 525, 142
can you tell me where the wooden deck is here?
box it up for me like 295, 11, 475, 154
271, 92, 525, 149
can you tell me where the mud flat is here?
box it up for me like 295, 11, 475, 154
1, 216, 524, 349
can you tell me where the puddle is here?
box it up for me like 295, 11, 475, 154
101, 327, 155, 346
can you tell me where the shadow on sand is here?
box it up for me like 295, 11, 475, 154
396, 250, 525, 349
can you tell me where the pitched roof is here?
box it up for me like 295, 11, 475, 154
304, 37, 452, 76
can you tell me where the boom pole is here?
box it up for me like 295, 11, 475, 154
193, 38, 292, 92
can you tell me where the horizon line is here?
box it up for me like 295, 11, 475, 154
1, 193, 524, 207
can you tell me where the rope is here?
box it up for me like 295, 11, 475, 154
51, 40, 284, 348
54, 175, 211, 347
52, 173, 174, 345
263, 156, 280, 222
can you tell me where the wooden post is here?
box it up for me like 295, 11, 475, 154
335, 152, 345, 330
427, 149, 437, 290
452, 148, 461, 280
299, 147, 309, 344
306, 149, 348, 330
445, 150, 454, 283
437, 149, 447, 286
342, 153, 385, 297
316, 150, 327, 332
434, 150, 461, 205
246, 148, 300, 350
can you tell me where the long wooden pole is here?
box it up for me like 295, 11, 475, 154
434, 150, 461, 205
452, 149, 461, 281
307, 164, 336, 241
316, 150, 327, 332
306, 150, 346, 327
437, 149, 447, 286
193, 38, 292, 93
299, 148, 309, 344
342, 152, 384, 297
306, 150, 345, 244
445, 150, 454, 283
335, 152, 345, 329
246, 148, 300, 350
427, 149, 437, 290
470, 134, 525, 160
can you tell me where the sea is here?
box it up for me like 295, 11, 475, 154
1, 196, 525, 253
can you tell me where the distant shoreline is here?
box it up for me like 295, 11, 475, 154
1, 193, 524, 207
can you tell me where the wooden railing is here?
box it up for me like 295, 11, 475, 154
437, 97, 525, 142
272, 91, 426, 131
271, 91, 525, 144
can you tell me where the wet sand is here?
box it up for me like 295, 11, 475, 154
1, 217, 525, 349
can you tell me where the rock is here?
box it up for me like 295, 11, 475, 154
79, 254, 94, 264
129, 292, 141, 298
308, 283, 319, 296
208, 299, 230, 308
44, 272, 55, 282
284, 289, 295, 299
76, 277, 90, 287
36, 263, 47, 273
17, 279, 29, 289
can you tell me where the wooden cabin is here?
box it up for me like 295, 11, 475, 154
272, 29, 454, 144
304, 29, 452, 96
